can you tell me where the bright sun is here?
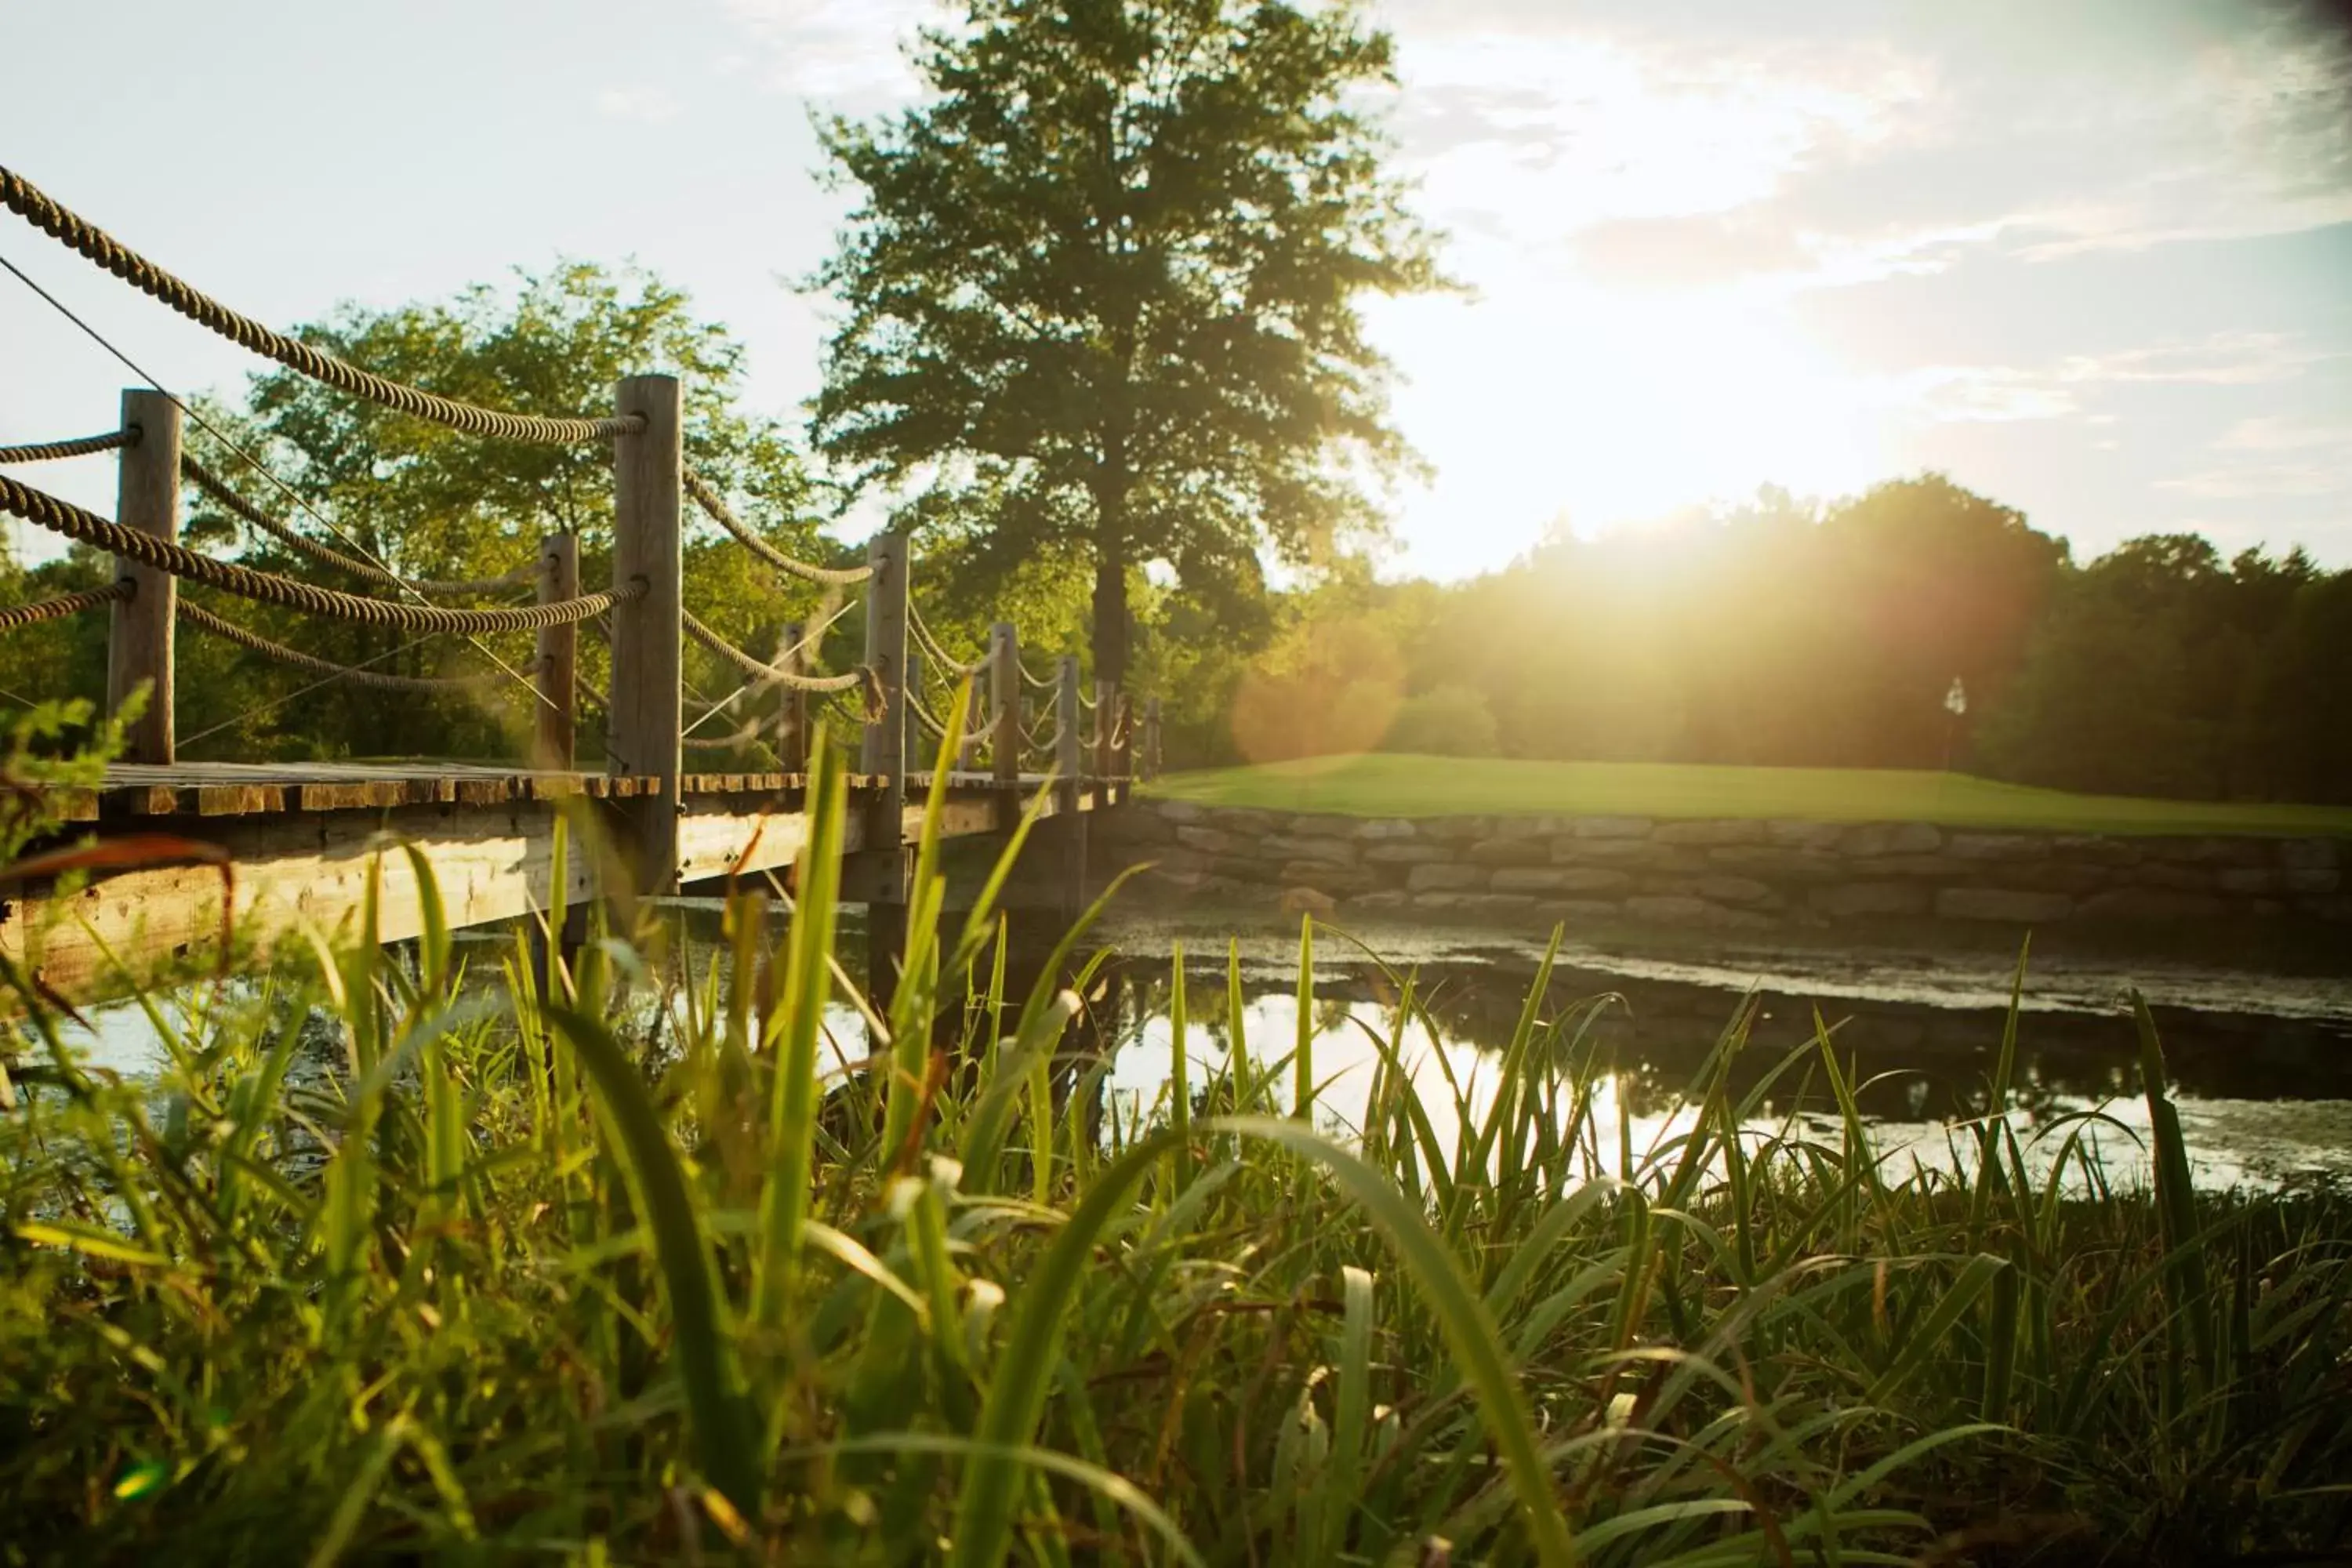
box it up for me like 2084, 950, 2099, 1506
1370, 267, 1889, 572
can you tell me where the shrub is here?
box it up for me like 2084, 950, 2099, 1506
1381, 682, 1499, 756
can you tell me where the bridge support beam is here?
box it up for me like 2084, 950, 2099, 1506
108, 388, 179, 764
608, 373, 684, 899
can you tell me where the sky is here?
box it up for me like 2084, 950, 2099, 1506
2, 0, 2349, 580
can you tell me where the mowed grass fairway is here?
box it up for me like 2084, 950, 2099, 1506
1151, 754, 2352, 837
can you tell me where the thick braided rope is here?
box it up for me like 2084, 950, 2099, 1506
683, 470, 873, 586
908, 599, 986, 677
184, 455, 534, 598
1, 472, 637, 633
0, 429, 133, 465
1019, 659, 1056, 690
1, 165, 640, 445
684, 717, 771, 751
180, 600, 528, 693
0, 579, 131, 631
910, 689, 956, 739
683, 607, 866, 693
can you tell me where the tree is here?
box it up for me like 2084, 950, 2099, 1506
176, 264, 838, 762
811, 0, 1445, 689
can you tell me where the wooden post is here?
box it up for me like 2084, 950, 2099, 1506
857, 532, 910, 996
1055, 656, 1081, 801
903, 645, 927, 782
1113, 692, 1134, 801
859, 533, 909, 797
775, 619, 808, 773
1145, 696, 1162, 782
957, 679, 985, 773
533, 532, 578, 770
608, 373, 684, 895
989, 624, 1020, 784
989, 622, 1021, 829
1094, 676, 1116, 805
107, 389, 179, 764
1054, 654, 1087, 913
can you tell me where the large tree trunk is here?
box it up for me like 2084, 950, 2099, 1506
1091, 459, 1131, 691
1092, 530, 1128, 691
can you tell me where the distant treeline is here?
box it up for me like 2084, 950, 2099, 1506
1172, 477, 2352, 804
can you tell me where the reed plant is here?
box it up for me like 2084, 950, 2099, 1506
2, 710, 2349, 1565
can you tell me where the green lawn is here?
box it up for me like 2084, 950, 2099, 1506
1149, 753, 2352, 837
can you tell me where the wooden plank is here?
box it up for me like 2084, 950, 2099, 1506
675, 801, 831, 885
122, 785, 185, 816
196, 783, 282, 816
0, 800, 600, 1002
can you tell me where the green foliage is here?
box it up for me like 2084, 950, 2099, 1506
1154, 474, 2345, 805
4, 726, 2351, 1563
813, 0, 1447, 685
1383, 683, 1499, 757
1978, 538, 2348, 802
1, 263, 855, 768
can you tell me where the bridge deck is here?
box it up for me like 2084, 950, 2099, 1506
41, 761, 1078, 822
6, 763, 1121, 1002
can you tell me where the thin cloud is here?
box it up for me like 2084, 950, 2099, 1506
594, 85, 684, 124
717, 0, 927, 104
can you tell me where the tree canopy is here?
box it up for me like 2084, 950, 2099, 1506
811, 0, 1445, 686
0, 264, 857, 767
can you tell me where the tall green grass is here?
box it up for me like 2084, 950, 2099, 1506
2, 712, 2350, 1564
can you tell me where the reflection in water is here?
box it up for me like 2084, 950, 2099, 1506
1090, 935, 2352, 1195
31, 901, 2352, 1194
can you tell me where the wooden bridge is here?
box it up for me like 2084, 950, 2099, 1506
0, 165, 1165, 1000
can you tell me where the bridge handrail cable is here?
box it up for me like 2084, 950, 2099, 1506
1, 165, 640, 445
1, 472, 638, 634
184, 455, 535, 599
180, 600, 530, 693
909, 598, 986, 677
683, 607, 867, 694
0, 579, 132, 631
0, 429, 135, 465
684, 470, 873, 587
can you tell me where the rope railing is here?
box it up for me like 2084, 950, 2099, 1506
1020, 659, 1056, 690
683, 724, 764, 752
908, 599, 986, 677
0, 579, 131, 631
0, 428, 133, 465
1, 472, 637, 634
683, 607, 868, 694
184, 454, 535, 598
684, 470, 873, 587
180, 600, 525, 694
0, 165, 640, 445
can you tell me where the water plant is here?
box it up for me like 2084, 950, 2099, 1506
2, 717, 2349, 1564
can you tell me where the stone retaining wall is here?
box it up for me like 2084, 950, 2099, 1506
1094, 801, 2351, 935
